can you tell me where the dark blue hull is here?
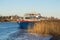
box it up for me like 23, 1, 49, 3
17, 21, 34, 29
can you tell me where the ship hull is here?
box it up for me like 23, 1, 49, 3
17, 21, 34, 29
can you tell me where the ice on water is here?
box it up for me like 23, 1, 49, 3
0, 22, 52, 40
5, 29, 52, 40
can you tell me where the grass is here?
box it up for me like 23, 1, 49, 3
27, 20, 60, 36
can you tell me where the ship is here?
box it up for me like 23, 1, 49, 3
17, 13, 41, 29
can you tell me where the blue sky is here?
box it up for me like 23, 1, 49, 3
0, 0, 60, 18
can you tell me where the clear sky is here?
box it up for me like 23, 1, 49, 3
0, 0, 60, 18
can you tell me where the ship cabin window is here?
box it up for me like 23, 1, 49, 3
25, 17, 31, 19
25, 16, 41, 19
25, 16, 36, 19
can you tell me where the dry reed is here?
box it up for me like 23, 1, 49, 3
27, 20, 60, 36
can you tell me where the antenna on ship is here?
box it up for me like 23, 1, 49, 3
31, 8, 37, 14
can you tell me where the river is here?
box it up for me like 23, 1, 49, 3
0, 22, 52, 40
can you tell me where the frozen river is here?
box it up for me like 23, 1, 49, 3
0, 22, 52, 40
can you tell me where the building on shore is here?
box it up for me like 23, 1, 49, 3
0, 15, 20, 22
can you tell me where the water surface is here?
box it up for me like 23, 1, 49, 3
0, 22, 52, 40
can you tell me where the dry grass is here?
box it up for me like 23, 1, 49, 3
27, 20, 60, 36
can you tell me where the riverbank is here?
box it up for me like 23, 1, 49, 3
27, 20, 60, 36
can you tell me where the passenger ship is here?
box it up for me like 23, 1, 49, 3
17, 13, 41, 29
